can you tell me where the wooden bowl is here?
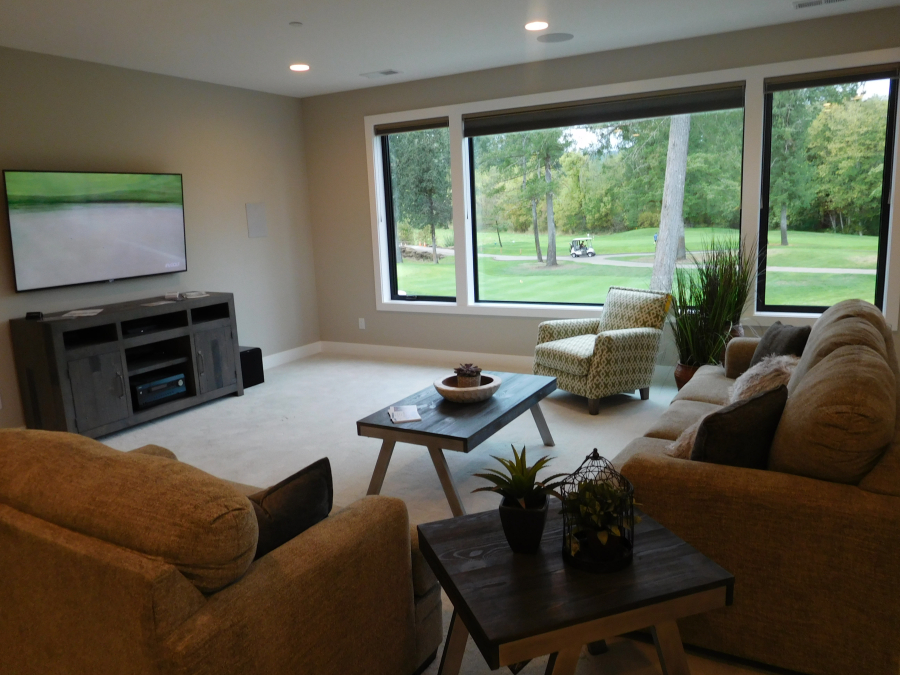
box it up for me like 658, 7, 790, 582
434, 374, 502, 403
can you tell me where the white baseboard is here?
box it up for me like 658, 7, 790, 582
262, 341, 323, 370
262, 340, 676, 387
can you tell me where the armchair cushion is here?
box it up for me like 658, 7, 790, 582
0, 429, 257, 594
533, 334, 596, 376
597, 286, 670, 332
536, 318, 600, 345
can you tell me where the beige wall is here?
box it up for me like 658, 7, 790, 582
302, 7, 900, 356
0, 47, 319, 428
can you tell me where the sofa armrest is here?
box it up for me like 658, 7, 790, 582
162, 496, 417, 675
621, 454, 900, 675
536, 318, 601, 345
723, 337, 759, 379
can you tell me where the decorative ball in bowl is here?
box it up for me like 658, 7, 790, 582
434, 374, 502, 403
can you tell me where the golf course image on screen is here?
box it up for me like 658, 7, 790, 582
4, 171, 186, 291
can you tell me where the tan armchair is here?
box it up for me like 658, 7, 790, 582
0, 430, 442, 675
533, 286, 671, 414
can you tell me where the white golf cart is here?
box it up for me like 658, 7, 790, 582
569, 237, 596, 258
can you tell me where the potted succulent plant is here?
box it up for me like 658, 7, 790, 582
472, 445, 566, 553
454, 363, 482, 388
560, 450, 640, 572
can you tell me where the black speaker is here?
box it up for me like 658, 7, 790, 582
239, 346, 264, 388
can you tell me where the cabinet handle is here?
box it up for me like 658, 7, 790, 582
116, 372, 125, 399
197, 351, 205, 374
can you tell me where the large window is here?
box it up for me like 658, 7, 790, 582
758, 66, 899, 311
378, 120, 455, 301
466, 86, 745, 305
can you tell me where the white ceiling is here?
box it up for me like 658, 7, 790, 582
0, 0, 898, 99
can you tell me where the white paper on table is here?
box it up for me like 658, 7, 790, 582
388, 405, 421, 423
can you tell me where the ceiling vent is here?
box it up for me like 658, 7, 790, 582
794, 0, 847, 8
360, 69, 401, 79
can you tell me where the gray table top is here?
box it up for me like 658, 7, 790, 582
356, 371, 556, 453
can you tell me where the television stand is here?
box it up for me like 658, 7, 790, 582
10, 292, 243, 438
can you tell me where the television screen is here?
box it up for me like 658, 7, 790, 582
3, 171, 187, 291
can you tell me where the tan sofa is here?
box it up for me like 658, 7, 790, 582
0, 430, 442, 675
616, 299, 900, 675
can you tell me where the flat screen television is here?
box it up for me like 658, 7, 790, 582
3, 170, 187, 292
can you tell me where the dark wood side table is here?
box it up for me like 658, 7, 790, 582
357, 372, 556, 517
418, 500, 734, 675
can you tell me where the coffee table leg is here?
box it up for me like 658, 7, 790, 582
544, 647, 581, 675
427, 445, 467, 517
651, 620, 691, 675
366, 440, 395, 495
530, 403, 555, 447
438, 609, 469, 675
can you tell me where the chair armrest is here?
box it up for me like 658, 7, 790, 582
591, 327, 662, 366
723, 337, 759, 379
621, 453, 900, 673
536, 318, 601, 345
162, 496, 417, 675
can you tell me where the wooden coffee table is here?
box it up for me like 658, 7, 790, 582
417, 500, 734, 675
357, 372, 556, 517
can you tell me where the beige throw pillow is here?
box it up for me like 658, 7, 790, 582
730, 354, 799, 404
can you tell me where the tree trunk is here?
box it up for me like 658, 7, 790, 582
544, 158, 557, 267
829, 212, 837, 234
396, 228, 403, 264
651, 114, 691, 293
531, 198, 543, 263
677, 233, 686, 260
431, 223, 438, 263
495, 223, 502, 247
780, 204, 788, 246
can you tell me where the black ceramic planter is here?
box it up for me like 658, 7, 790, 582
498, 496, 548, 553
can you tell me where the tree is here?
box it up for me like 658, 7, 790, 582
807, 96, 888, 236
651, 114, 691, 293
528, 129, 571, 266
388, 128, 452, 263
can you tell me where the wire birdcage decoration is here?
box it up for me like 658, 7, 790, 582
559, 449, 635, 573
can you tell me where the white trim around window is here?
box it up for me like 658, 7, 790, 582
365, 47, 900, 328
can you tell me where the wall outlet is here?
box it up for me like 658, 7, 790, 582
358, 318, 366, 329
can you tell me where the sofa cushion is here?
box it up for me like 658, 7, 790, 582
749, 322, 811, 368
612, 436, 672, 471
598, 286, 669, 332
644, 400, 721, 441
250, 458, 333, 560
410, 524, 439, 597
0, 429, 257, 593
533, 334, 596, 376
769, 345, 895, 484
789, 300, 892, 395
691, 386, 788, 470
673, 365, 732, 405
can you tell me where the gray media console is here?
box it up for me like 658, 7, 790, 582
10, 292, 243, 438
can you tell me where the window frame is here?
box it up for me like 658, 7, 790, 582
756, 68, 900, 313
377, 126, 456, 303
364, 46, 900, 328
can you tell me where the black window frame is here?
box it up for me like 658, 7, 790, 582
757, 66, 899, 313
465, 83, 747, 307
378, 121, 455, 303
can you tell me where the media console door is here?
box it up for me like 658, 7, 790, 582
194, 326, 237, 394
67, 351, 129, 432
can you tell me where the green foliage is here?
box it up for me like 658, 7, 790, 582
5, 172, 183, 208
671, 235, 754, 366
472, 445, 567, 509
562, 479, 639, 548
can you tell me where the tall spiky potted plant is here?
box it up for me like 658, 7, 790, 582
472, 445, 567, 553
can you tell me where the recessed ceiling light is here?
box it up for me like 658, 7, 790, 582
289, 21, 302, 27
290, 64, 310, 72
525, 21, 549, 31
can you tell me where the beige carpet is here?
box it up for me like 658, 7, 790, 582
104, 353, 781, 675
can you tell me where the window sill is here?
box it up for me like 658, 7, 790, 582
376, 298, 607, 319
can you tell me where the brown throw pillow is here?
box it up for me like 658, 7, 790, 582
690, 385, 788, 469
249, 458, 333, 559
749, 322, 811, 368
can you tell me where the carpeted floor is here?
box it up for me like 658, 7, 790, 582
104, 353, 780, 675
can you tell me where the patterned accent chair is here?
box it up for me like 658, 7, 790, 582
533, 286, 671, 415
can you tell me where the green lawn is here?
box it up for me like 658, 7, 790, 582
397, 227, 879, 306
